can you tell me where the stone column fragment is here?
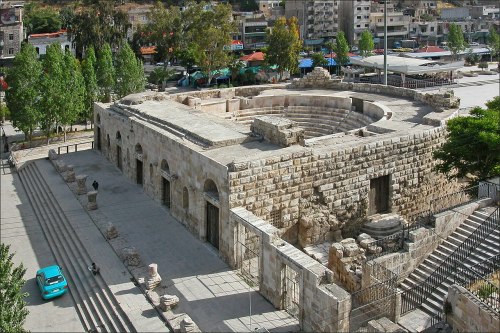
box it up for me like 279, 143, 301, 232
65, 165, 75, 182
106, 223, 118, 239
146, 263, 162, 290
159, 294, 179, 312
87, 190, 98, 210
76, 174, 88, 195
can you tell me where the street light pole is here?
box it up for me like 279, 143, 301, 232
383, 0, 388, 86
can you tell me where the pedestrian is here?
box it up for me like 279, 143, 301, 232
92, 180, 99, 191
4, 141, 8, 153
90, 262, 100, 276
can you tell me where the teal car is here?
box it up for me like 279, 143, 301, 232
36, 265, 68, 300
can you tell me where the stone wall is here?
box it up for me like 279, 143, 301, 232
250, 116, 304, 147
367, 200, 490, 283
446, 285, 499, 333
230, 207, 351, 333
94, 103, 235, 264
227, 127, 462, 245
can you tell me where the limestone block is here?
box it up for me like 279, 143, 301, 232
343, 243, 360, 257
55, 160, 67, 173
64, 165, 75, 182
106, 223, 118, 239
76, 174, 88, 195
159, 294, 179, 311
48, 149, 58, 160
86, 190, 98, 210
180, 316, 196, 333
122, 247, 140, 266
146, 263, 162, 290
357, 233, 373, 243
340, 238, 356, 246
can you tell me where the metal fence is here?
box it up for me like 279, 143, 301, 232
400, 208, 499, 316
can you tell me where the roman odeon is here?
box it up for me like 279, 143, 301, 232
94, 68, 466, 331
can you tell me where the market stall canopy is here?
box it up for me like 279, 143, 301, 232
239, 52, 265, 62
349, 55, 464, 74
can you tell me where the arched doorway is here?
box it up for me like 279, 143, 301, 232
116, 131, 122, 170
160, 159, 171, 208
204, 179, 220, 249
135, 144, 143, 185
96, 115, 102, 150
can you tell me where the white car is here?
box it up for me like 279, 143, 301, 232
469, 42, 479, 46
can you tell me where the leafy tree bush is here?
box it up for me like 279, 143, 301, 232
0, 243, 29, 333
478, 62, 489, 70
5, 44, 43, 142
96, 44, 115, 102
24, 4, 61, 34
433, 96, 500, 183
115, 42, 146, 98
311, 52, 328, 68
148, 67, 176, 85
447, 23, 466, 60
359, 30, 374, 57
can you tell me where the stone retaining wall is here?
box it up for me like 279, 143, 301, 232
446, 284, 499, 333
227, 127, 462, 245
231, 207, 351, 332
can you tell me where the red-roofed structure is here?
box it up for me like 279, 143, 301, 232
416, 46, 446, 53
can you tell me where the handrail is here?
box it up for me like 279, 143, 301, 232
366, 183, 496, 260
57, 141, 94, 155
454, 254, 500, 316
400, 207, 499, 315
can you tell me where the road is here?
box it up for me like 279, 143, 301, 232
1, 130, 84, 332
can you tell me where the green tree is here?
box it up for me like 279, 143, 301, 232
24, 4, 61, 34
487, 27, 500, 62
334, 31, 350, 74
5, 44, 43, 142
433, 96, 500, 183
59, 6, 76, 30
96, 43, 116, 102
115, 42, 146, 98
187, 2, 236, 86
240, 0, 259, 11
265, 16, 301, 80
359, 30, 374, 57
311, 52, 328, 68
81, 46, 98, 128
60, 50, 85, 141
0, 243, 29, 333
447, 23, 466, 60
142, 1, 182, 64
148, 67, 176, 86
69, 0, 130, 59
39, 43, 66, 143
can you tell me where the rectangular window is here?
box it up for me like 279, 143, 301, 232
430, 27, 435, 32
357, 16, 361, 19
357, 25, 361, 28
9, 33, 14, 40
8, 48, 14, 55
269, 209, 283, 229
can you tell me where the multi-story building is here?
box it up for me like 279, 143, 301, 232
242, 14, 268, 50
369, 0, 410, 48
125, 4, 152, 41
338, 0, 371, 46
27, 30, 75, 58
285, 0, 341, 47
256, 0, 282, 18
0, 5, 23, 65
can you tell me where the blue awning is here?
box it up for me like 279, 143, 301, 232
326, 58, 337, 66
299, 58, 313, 68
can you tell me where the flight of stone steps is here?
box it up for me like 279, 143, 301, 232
18, 161, 136, 333
400, 206, 500, 321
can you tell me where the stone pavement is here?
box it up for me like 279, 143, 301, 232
38, 149, 299, 332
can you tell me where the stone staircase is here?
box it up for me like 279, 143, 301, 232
18, 161, 136, 333
400, 206, 500, 322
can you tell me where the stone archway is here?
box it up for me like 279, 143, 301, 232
135, 144, 143, 185
204, 179, 220, 249
116, 131, 122, 170
160, 159, 171, 208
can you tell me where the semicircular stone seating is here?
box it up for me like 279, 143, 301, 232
233, 104, 376, 139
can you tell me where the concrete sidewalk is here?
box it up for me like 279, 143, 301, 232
44, 149, 299, 332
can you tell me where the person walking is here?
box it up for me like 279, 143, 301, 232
92, 180, 99, 191
90, 263, 100, 275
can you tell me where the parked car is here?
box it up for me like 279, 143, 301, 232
36, 265, 68, 300
469, 42, 479, 46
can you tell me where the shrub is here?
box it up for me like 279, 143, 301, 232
478, 62, 489, 70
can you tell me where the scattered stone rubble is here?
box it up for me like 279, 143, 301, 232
122, 247, 141, 266
106, 223, 118, 239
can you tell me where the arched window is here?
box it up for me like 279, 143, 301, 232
160, 159, 170, 173
96, 114, 101, 124
107, 134, 110, 148
204, 179, 219, 200
135, 143, 143, 154
183, 187, 189, 209
150, 163, 153, 179
116, 131, 121, 141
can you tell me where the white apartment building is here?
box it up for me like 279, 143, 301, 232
369, 0, 410, 48
285, 0, 341, 44
338, 0, 371, 46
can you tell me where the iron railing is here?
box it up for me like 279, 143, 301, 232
455, 254, 500, 316
366, 183, 495, 260
57, 141, 94, 155
400, 207, 499, 315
